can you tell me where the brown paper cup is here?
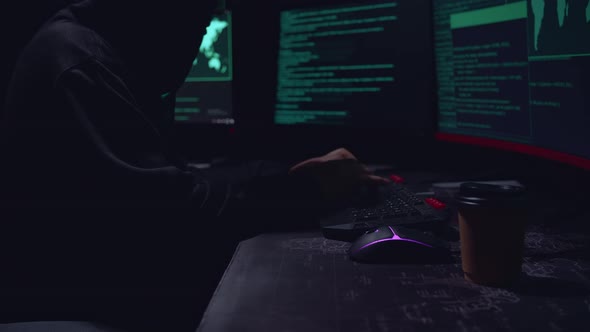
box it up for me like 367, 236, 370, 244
459, 207, 527, 287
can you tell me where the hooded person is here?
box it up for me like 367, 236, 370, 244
1, 0, 389, 329
3, 0, 227, 208
2, 0, 386, 218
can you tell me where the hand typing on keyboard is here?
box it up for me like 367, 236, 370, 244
289, 148, 390, 206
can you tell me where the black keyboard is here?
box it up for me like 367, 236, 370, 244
321, 183, 450, 242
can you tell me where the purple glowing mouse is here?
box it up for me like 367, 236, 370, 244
348, 225, 449, 263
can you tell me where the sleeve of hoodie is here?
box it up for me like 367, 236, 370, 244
56, 58, 321, 226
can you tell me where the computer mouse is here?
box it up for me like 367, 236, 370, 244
348, 225, 450, 263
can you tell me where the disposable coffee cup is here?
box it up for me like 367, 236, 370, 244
456, 183, 529, 287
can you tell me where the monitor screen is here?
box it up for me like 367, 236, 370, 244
174, 11, 234, 125
434, 0, 590, 169
273, 0, 434, 132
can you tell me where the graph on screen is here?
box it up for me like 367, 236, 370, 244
435, 0, 590, 163
175, 12, 234, 125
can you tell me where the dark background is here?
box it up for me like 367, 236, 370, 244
1, 1, 589, 331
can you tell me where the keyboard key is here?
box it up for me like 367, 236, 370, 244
425, 198, 447, 210
347, 182, 443, 229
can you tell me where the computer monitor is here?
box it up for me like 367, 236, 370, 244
434, 0, 590, 170
272, 0, 434, 134
174, 11, 234, 125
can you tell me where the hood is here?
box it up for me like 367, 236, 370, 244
69, 0, 219, 95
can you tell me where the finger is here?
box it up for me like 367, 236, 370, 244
362, 174, 392, 185
289, 158, 322, 173
330, 148, 357, 160
342, 149, 358, 160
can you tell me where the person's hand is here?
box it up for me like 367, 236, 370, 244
289, 148, 390, 205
